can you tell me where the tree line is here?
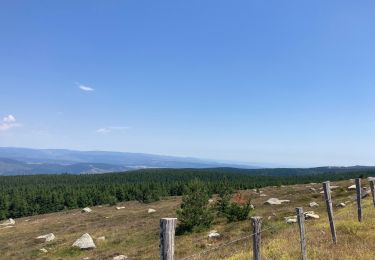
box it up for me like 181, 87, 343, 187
0, 168, 373, 220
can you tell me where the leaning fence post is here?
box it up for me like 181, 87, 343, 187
355, 178, 362, 222
322, 181, 337, 244
160, 218, 177, 260
251, 217, 262, 260
369, 177, 375, 208
296, 207, 307, 260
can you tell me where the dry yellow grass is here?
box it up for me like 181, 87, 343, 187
0, 179, 373, 259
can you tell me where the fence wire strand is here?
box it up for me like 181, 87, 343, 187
179, 225, 276, 260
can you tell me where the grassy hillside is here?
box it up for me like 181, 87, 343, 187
1, 178, 374, 259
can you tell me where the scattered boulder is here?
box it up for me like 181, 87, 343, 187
208, 199, 214, 203
337, 202, 346, 208
285, 217, 297, 224
36, 233, 55, 242
113, 255, 128, 260
82, 207, 92, 213
265, 198, 290, 205
208, 230, 220, 239
148, 208, 156, 214
72, 233, 96, 249
116, 206, 125, 210
97, 236, 106, 241
0, 218, 15, 226
309, 187, 317, 192
260, 194, 267, 197
348, 185, 356, 190
39, 248, 48, 253
304, 211, 319, 219
309, 202, 319, 208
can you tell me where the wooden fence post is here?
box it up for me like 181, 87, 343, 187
251, 217, 262, 260
160, 218, 177, 260
322, 181, 337, 244
296, 207, 307, 260
355, 178, 362, 222
369, 177, 375, 208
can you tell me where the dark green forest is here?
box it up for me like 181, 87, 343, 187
0, 167, 374, 220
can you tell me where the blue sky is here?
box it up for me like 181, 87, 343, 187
1, 1, 375, 167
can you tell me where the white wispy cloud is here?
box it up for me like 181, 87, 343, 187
96, 126, 130, 134
76, 82, 94, 92
0, 115, 21, 131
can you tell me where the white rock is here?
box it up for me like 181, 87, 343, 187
148, 208, 156, 214
250, 204, 255, 209
285, 217, 297, 224
348, 185, 356, 190
0, 218, 15, 226
39, 248, 48, 253
113, 255, 128, 260
72, 233, 96, 249
208, 199, 214, 203
260, 194, 267, 197
337, 202, 346, 208
36, 233, 55, 242
330, 186, 339, 190
116, 206, 125, 210
265, 198, 290, 205
309, 202, 319, 207
304, 211, 320, 219
309, 187, 317, 192
82, 207, 92, 213
208, 230, 221, 238
97, 236, 106, 241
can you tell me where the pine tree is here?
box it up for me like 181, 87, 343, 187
176, 179, 214, 233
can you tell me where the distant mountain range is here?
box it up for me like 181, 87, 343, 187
0, 147, 257, 175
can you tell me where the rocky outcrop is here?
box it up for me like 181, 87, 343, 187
72, 233, 96, 249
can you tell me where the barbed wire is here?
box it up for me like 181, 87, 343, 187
179, 225, 276, 260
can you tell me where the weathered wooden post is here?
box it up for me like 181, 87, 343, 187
160, 218, 177, 260
369, 177, 375, 208
322, 181, 337, 244
355, 178, 362, 222
296, 207, 307, 260
251, 217, 262, 260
